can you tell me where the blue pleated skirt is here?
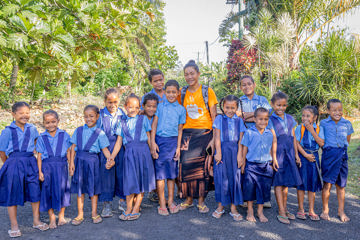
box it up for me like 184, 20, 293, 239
297, 151, 322, 192
321, 147, 348, 188
155, 136, 178, 180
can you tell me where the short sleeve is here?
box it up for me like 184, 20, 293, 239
318, 126, 325, 140
320, 119, 325, 128
35, 136, 45, 154
0, 128, 10, 152
267, 119, 274, 130
208, 88, 218, 108
64, 132, 72, 149
140, 95, 145, 110
98, 131, 110, 149
290, 116, 297, 129
241, 130, 250, 147
260, 96, 272, 111
295, 125, 301, 142
239, 118, 246, 133
212, 115, 222, 129
31, 126, 40, 139
70, 128, 78, 145
347, 121, 354, 135
179, 107, 186, 124
143, 117, 151, 132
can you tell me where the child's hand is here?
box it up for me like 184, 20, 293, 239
295, 154, 301, 168
238, 160, 245, 173
305, 153, 316, 162
151, 143, 159, 159
214, 152, 222, 165
39, 171, 44, 182
272, 160, 279, 171
69, 163, 75, 176
236, 110, 242, 117
106, 158, 115, 169
152, 152, 159, 159
174, 147, 180, 161
304, 121, 314, 132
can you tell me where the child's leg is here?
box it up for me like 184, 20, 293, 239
282, 187, 288, 211
8, 206, 19, 231
48, 209, 57, 228
76, 194, 85, 219
31, 201, 46, 227
308, 191, 316, 215
90, 195, 99, 218
257, 204, 268, 222
297, 190, 305, 213
321, 182, 332, 220
212, 202, 225, 218
274, 186, 286, 217
132, 193, 144, 214
167, 179, 175, 206
157, 179, 166, 209
246, 201, 256, 222
229, 203, 242, 221
58, 207, 67, 225
335, 184, 350, 222
125, 194, 135, 215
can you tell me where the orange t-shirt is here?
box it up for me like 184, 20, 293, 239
177, 85, 218, 129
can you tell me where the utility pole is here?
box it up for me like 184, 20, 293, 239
238, 0, 242, 40
197, 51, 200, 64
205, 41, 209, 65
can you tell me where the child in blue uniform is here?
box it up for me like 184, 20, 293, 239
36, 110, 72, 228
150, 80, 186, 216
69, 105, 112, 225
118, 94, 156, 221
268, 91, 302, 224
0, 102, 49, 238
320, 99, 354, 222
97, 88, 126, 217
295, 106, 324, 221
241, 107, 277, 222
212, 95, 245, 221
141, 69, 167, 108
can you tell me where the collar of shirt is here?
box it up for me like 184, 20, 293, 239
10, 121, 30, 131
223, 114, 239, 120
324, 116, 345, 124
250, 125, 270, 135
43, 128, 63, 137
84, 124, 97, 131
240, 93, 259, 101
163, 100, 179, 107
103, 107, 123, 118
302, 122, 318, 128
150, 88, 166, 100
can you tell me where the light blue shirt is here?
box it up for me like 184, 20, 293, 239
0, 122, 39, 156
213, 115, 246, 142
36, 129, 71, 160
295, 123, 324, 150
70, 124, 109, 153
141, 88, 167, 110
96, 107, 124, 136
320, 116, 354, 148
116, 115, 152, 145
267, 113, 297, 135
238, 94, 272, 128
241, 126, 273, 163
155, 101, 186, 137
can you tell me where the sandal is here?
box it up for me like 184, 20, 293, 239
158, 206, 169, 216
320, 212, 330, 221
169, 203, 180, 214
32, 222, 50, 231
179, 202, 194, 211
130, 213, 141, 220
286, 211, 295, 220
229, 212, 243, 221
277, 215, 290, 224
212, 209, 225, 219
119, 212, 132, 221
296, 211, 307, 220
308, 213, 320, 221
8, 229, 21, 238
58, 218, 71, 226
197, 204, 209, 213
71, 216, 84, 226
92, 215, 103, 224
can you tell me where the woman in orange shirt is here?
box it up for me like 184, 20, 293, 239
178, 60, 218, 213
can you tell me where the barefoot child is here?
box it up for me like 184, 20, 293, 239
97, 88, 126, 217
268, 91, 302, 224
320, 99, 354, 222
118, 94, 156, 220
141, 69, 167, 108
295, 106, 324, 221
212, 95, 245, 221
241, 107, 277, 222
69, 105, 112, 225
36, 110, 71, 228
150, 80, 186, 216
0, 102, 49, 238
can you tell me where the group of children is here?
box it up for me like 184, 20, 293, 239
0, 69, 354, 238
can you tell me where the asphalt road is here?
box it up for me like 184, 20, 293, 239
0, 188, 359, 240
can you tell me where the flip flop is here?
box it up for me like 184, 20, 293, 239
296, 211, 307, 220
179, 202, 194, 211
320, 212, 330, 221
308, 213, 320, 221
229, 212, 243, 221
277, 215, 290, 224
169, 203, 180, 214
130, 213, 141, 220
158, 207, 169, 216
8, 229, 21, 238
212, 209, 225, 219
71, 216, 84, 226
92, 215, 103, 224
32, 223, 50, 231
119, 212, 132, 221
286, 211, 295, 220
197, 204, 209, 213
58, 218, 71, 226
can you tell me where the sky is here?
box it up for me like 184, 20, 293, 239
163, 0, 360, 65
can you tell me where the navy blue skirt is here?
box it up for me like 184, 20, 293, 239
243, 161, 273, 204
321, 147, 348, 188
70, 151, 101, 197
297, 151, 322, 192
155, 136, 178, 180
123, 142, 156, 196
40, 156, 70, 211
0, 152, 40, 206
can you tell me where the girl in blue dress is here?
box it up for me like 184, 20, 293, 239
36, 110, 72, 228
0, 102, 49, 238
212, 95, 245, 221
295, 106, 324, 221
268, 91, 302, 224
69, 105, 112, 225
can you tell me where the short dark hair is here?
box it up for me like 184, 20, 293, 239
240, 75, 255, 84
302, 105, 319, 121
12, 102, 30, 113
104, 88, 119, 100
43, 109, 59, 121
327, 99, 342, 110
84, 105, 100, 114
148, 69, 164, 82
254, 107, 269, 118
143, 93, 159, 106
219, 95, 239, 115
165, 79, 180, 90
271, 91, 288, 103
184, 60, 199, 73
125, 93, 140, 107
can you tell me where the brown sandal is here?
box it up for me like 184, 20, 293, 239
71, 217, 84, 226
92, 215, 103, 224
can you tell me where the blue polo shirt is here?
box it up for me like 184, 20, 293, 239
238, 94, 272, 128
155, 101, 186, 137
96, 107, 125, 136
36, 129, 71, 160
213, 115, 246, 142
295, 123, 324, 150
268, 113, 297, 135
70, 124, 109, 153
116, 115, 152, 145
241, 126, 273, 163
320, 116, 354, 148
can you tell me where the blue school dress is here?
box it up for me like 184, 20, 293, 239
269, 113, 302, 187
241, 126, 274, 204
154, 101, 186, 180
121, 115, 155, 195
213, 115, 244, 206
0, 122, 40, 206
239, 94, 272, 128
97, 108, 126, 201
70, 125, 109, 197
320, 117, 354, 187
36, 129, 71, 211
295, 124, 324, 192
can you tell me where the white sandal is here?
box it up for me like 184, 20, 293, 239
229, 212, 243, 221
212, 209, 225, 219
8, 229, 21, 238
32, 222, 50, 231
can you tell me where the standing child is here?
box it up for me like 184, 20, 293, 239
268, 91, 302, 224
212, 95, 245, 221
320, 99, 354, 222
0, 102, 49, 238
150, 80, 186, 216
241, 107, 277, 222
141, 69, 167, 108
69, 105, 112, 225
295, 106, 324, 221
118, 94, 156, 221
97, 88, 126, 217
36, 110, 72, 228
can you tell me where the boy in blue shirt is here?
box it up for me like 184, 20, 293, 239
150, 80, 186, 216
141, 69, 167, 108
320, 99, 354, 222
241, 107, 278, 223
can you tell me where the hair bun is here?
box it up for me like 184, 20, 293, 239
188, 60, 196, 64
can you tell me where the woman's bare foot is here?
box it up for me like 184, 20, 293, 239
257, 213, 268, 223
320, 212, 330, 221
338, 212, 350, 222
